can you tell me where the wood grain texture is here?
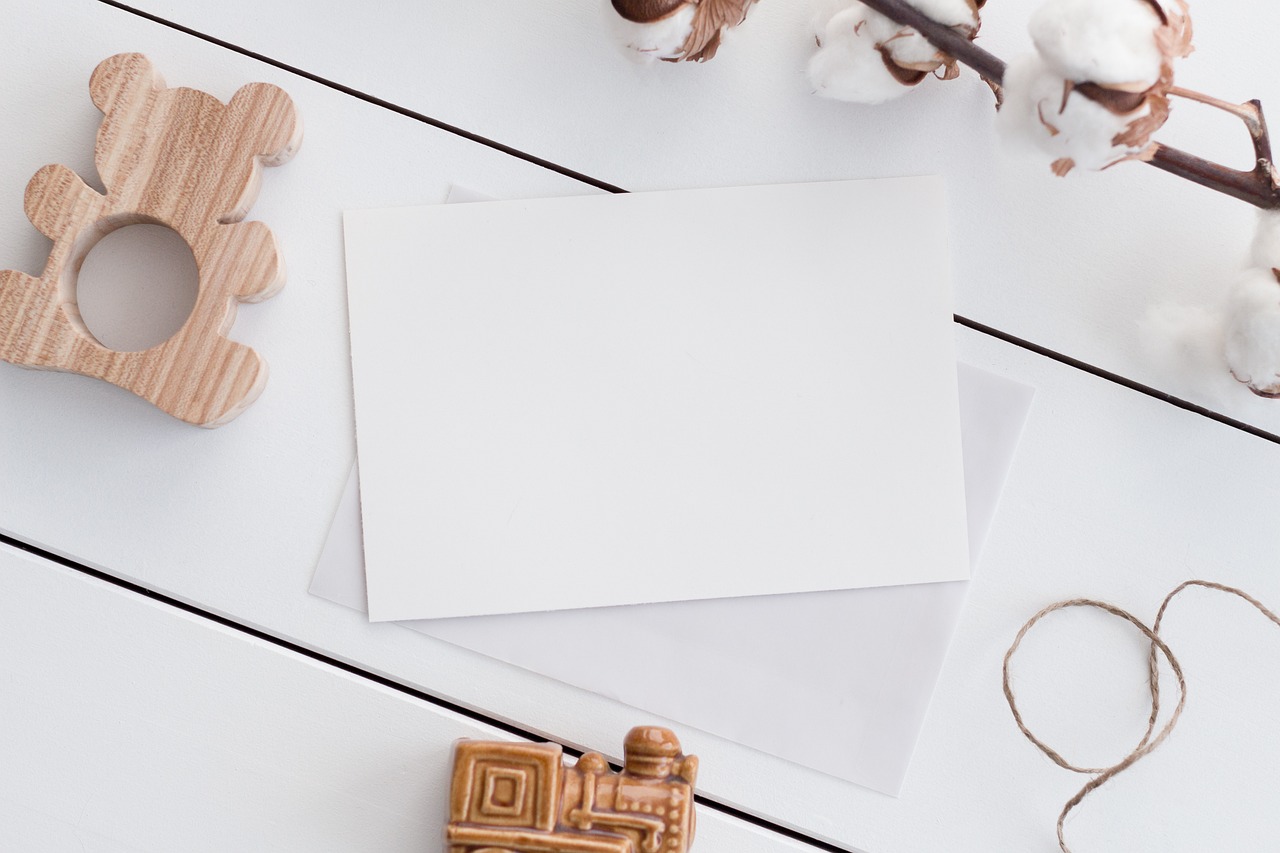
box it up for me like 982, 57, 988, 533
0, 52, 300, 426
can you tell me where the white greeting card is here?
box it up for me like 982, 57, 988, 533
344, 178, 968, 620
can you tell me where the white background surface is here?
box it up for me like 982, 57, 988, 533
0, 543, 816, 853
3, 2, 1280, 852
117, 0, 1280, 431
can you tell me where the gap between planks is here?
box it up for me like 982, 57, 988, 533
0, 531, 861, 853
92, 0, 1280, 450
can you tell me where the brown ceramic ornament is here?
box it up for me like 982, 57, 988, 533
0, 53, 300, 426
447, 726, 698, 853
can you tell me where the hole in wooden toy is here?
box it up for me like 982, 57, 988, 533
75, 224, 199, 352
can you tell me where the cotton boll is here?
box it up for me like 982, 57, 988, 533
1224, 267, 1280, 396
1139, 303, 1241, 404
807, 0, 984, 103
1010, 0, 1189, 174
607, 2, 696, 61
997, 54, 1154, 173
1141, 303, 1226, 371
1206, 209, 1280, 397
1028, 0, 1164, 90
1249, 209, 1280, 274
809, 5, 918, 104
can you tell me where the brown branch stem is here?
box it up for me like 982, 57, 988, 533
857, 0, 1280, 209
1167, 89, 1279, 187
1169, 86, 1259, 125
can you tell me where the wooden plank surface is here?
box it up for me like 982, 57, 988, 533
2, 3, 1280, 850
111, 0, 1280, 434
0, 543, 820, 853
9, 305, 1280, 853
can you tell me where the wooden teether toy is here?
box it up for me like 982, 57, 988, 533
0, 53, 301, 426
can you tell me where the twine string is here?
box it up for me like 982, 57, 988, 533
1002, 580, 1280, 852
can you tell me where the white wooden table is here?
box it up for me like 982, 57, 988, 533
4, 2, 1280, 850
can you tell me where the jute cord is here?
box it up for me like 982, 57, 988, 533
1002, 580, 1280, 852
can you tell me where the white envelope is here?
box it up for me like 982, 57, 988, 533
344, 178, 971, 620
311, 362, 1033, 795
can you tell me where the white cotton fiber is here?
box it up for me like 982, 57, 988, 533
1224, 213, 1280, 395
607, 2, 696, 61
809, 4, 916, 104
997, 53, 1150, 172
906, 0, 979, 30
883, 29, 951, 70
1029, 0, 1163, 88
1138, 302, 1243, 403
1250, 208, 1280, 272
810, 0, 863, 29
1224, 267, 1280, 395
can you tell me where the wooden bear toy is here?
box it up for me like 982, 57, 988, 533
0, 53, 300, 426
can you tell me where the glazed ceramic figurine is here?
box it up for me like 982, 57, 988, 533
609, 0, 757, 62
447, 726, 698, 853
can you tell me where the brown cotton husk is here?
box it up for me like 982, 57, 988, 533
613, 0, 688, 23
986, 75, 1004, 108
878, 45, 930, 86
1145, 0, 1194, 61
879, 7, 983, 85
1073, 82, 1149, 114
1111, 91, 1171, 154
1073, 60, 1175, 162
1037, 103, 1062, 136
678, 0, 758, 62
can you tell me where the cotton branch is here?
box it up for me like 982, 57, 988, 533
858, 0, 1280, 210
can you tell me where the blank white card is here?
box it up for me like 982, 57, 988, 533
344, 178, 969, 620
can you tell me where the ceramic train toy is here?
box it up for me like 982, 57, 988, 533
447, 727, 698, 853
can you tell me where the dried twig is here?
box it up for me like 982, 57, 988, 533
859, 0, 1280, 209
